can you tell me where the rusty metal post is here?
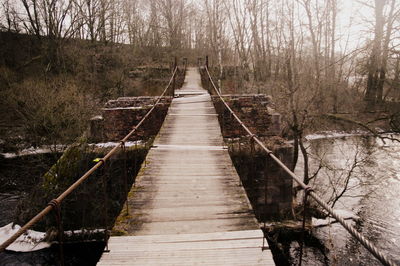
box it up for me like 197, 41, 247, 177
263, 155, 269, 222
299, 187, 312, 266
48, 199, 64, 266
172, 57, 177, 97
121, 142, 129, 215
250, 136, 255, 181
102, 160, 109, 252
183, 57, 187, 72
134, 141, 138, 175
205, 56, 210, 92
262, 155, 269, 251
221, 108, 225, 137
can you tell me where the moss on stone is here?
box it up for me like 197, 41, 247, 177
42, 137, 89, 195
111, 228, 128, 236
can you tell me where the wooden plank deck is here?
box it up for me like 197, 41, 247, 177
98, 67, 275, 265
98, 230, 273, 265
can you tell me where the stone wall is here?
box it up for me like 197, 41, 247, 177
228, 137, 293, 221
15, 139, 150, 231
212, 94, 281, 137
89, 96, 172, 142
210, 94, 293, 221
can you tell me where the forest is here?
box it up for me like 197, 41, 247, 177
0, 0, 399, 151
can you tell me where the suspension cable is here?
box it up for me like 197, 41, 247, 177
204, 65, 396, 266
0, 66, 179, 253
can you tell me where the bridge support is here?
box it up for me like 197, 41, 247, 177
228, 139, 293, 221
210, 94, 294, 221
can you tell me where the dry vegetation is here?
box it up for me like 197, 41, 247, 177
0, 32, 176, 151
0, 0, 400, 156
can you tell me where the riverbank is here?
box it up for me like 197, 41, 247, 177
270, 133, 400, 265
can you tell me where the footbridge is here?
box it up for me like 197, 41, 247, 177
97, 67, 274, 265
0, 63, 396, 266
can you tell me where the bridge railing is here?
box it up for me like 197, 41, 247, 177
203, 65, 396, 266
0, 66, 180, 253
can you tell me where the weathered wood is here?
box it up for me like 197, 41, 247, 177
98, 68, 275, 265
98, 230, 274, 265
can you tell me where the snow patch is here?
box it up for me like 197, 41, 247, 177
91, 140, 144, 148
0, 223, 50, 252
102, 106, 146, 111
1, 145, 65, 159
0, 141, 145, 159
0, 224, 107, 252
312, 209, 359, 228
305, 131, 367, 141
63, 228, 106, 238
91, 115, 103, 120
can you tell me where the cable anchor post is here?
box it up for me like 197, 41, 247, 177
101, 159, 110, 252
172, 57, 177, 97
48, 199, 64, 266
120, 141, 129, 216
298, 186, 313, 266
249, 133, 257, 181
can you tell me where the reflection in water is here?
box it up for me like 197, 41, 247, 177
294, 135, 400, 265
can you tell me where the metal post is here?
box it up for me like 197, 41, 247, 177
102, 161, 109, 252
134, 141, 137, 175
262, 155, 269, 251
122, 142, 129, 215
221, 108, 225, 137
250, 137, 255, 182
299, 187, 312, 266
264, 155, 269, 222
48, 199, 64, 266
183, 57, 187, 72
205, 56, 210, 92
172, 57, 177, 97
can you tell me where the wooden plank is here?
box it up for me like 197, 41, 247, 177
98, 230, 273, 266
107, 229, 264, 242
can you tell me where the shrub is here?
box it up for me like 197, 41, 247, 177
6, 76, 98, 147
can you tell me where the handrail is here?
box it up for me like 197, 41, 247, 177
0, 66, 179, 253
204, 65, 396, 266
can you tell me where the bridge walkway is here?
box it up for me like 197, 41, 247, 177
98, 67, 274, 265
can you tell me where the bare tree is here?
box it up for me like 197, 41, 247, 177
248, 0, 272, 81
147, 0, 162, 48
20, 0, 43, 38
223, 0, 252, 87
1, 0, 21, 32
364, 0, 400, 104
204, 0, 225, 90
156, 0, 186, 50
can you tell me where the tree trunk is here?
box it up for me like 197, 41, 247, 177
376, 0, 396, 103
365, 0, 386, 104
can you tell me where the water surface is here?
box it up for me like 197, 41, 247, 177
294, 134, 400, 265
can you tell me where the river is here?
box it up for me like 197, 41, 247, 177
0, 152, 105, 266
1, 135, 399, 265
292, 133, 400, 265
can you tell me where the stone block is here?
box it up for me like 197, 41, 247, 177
211, 94, 281, 138
89, 115, 104, 142
89, 96, 171, 142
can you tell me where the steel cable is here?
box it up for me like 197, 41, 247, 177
204, 65, 396, 266
0, 66, 179, 253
